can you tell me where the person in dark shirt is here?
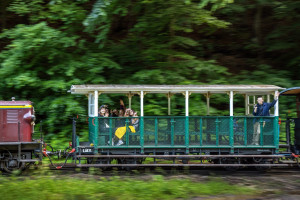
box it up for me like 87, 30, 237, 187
252, 92, 279, 145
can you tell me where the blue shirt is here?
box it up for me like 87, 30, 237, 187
253, 99, 277, 116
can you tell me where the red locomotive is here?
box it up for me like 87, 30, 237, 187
0, 98, 42, 172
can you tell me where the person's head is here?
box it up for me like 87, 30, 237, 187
124, 108, 131, 117
257, 96, 264, 105
119, 109, 124, 117
112, 109, 118, 117
129, 109, 134, 116
99, 105, 106, 115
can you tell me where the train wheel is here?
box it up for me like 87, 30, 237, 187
222, 158, 239, 171
3, 159, 25, 174
254, 158, 271, 172
96, 158, 111, 171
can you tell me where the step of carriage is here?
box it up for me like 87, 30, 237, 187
76, 154, 285, 158
19, 159, 40, 162
76, 163, 293, 168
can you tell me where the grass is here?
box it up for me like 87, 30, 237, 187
0, 172, 258, 200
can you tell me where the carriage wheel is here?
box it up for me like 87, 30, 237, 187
3, 159, 26, 174
221, 158, 239, 171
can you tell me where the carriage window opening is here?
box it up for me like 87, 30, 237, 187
89, 93, 95, 117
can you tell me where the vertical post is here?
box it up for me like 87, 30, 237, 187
127, 92, 133, 109
274, 116, 279, 152
171, 118, 175, 146
109, 118, 112, 146
140, 91, 144, 151
205, 92, 210, 115
155, 118, 158, 146
267, 94, 270, 103
230, 91, 234, 116
185, 91, 189, 117
229, 117, 234, 149
245, 94, 248, 115
168, 92, 171, 116
129, 97, 132, 109
244, 117, 247, 146
185, 91, 190, 152
72, 117, 76, 149
140, 91, 144, 117
274, 91, 279, 117
94, 90, 98, 117
247, 95, 250, 115
199, 118, 203, 146
260, 118, 263, 146
253, 96, 256, 111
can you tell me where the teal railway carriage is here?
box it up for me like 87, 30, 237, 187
70, 85, 286, 168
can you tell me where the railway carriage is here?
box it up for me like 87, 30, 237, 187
69, 85, 295, 169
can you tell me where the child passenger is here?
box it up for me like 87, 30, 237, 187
111, 109, 139, 146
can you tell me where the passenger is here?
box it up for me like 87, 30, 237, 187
131, 111, 139, 131
252, 92, 279, 145
98, 105, 106, 117
98, 105, 110, 133
111, 109, 119, 117
118, 109, 124, 117
112, 108, 136, 146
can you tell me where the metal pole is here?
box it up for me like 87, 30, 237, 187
185, 91, 189, 116
140, 91, 144, 116
275, 91, 279, 116
206, 93, 210, 115
230, 91, 233, 116
168, 93, 171, 116
94, 90, 98, 117
72, 118, 76, 149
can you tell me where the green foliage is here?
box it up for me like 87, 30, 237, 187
0, 175, 256, 200
0, 0, 299, 146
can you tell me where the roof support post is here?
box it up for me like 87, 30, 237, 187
274, 91, 279, 116
140, 91, 144, 117
167, 92, 173, 116
245, 94, 249, 115
204, 92, 211, 116
94, 91, 98, 117
127, 92, 134, 109
230, 91, 234, 116
184, 91, 190, 116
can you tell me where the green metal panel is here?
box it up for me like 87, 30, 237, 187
109, 118, 112, 145
185, 117, 189, 148
140, 117, 144, 148
155, 118, 158, 146
260, 118, 263, 146
88, 117, 98, 149
215, 118, 220, 146
199, 118, 203, 146
274, 116, 279, 152
244, 117, 247, 146
125, 118, 129, 146
170, 118, 175, 146
86, 116, 278, 150
229, 116, 233, 147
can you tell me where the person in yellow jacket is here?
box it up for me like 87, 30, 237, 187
113, 109, 139, 146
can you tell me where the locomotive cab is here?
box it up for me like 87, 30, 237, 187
0, 98, 42, 173
0, 99, 35, 142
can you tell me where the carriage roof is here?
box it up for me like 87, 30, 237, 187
70, 84, 284, 95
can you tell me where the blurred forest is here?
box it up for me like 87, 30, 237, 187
0, 0, 299, 145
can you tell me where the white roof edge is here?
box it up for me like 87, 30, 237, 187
70, 84, 285, 95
